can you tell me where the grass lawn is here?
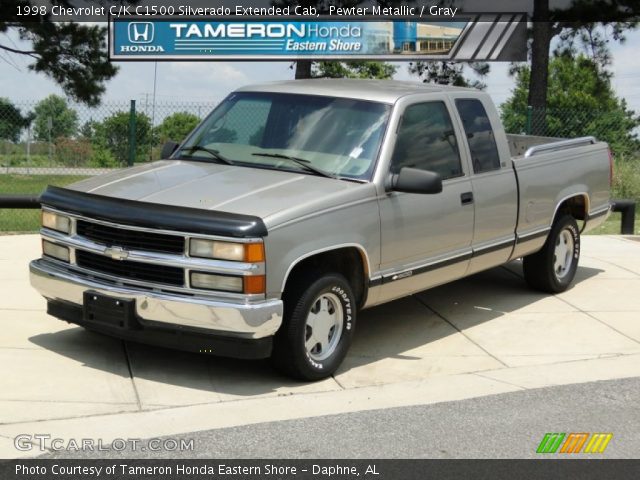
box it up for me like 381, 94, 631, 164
586, 210, 640, 236
0, 174, 87, 233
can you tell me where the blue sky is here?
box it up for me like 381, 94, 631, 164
0, 27, 638, 112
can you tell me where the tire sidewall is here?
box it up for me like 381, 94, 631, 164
548, 215, 580, 290
288, 275, 356, 379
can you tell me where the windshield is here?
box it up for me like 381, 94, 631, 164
176, 92, 391, 181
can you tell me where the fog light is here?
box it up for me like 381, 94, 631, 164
42, 240, 70, 262
41, 211, 71, 234
190, 272, 243, 292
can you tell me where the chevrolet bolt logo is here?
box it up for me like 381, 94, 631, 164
128, 22, 154, 44
104, 246, 129, 261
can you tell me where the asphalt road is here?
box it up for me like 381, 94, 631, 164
42, 376, 640, 459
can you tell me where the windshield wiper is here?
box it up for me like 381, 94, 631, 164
251, 152, 338, 180
180, 146, 235, 165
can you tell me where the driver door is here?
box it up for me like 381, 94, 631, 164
377, 100, 475, 303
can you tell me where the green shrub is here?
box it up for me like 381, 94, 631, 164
55, 137, 92, 167
89, 147, 119, 168
0, 154, 52, 167
612, 156, 640, 201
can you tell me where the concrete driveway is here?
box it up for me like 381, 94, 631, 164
1, 234, 640, 457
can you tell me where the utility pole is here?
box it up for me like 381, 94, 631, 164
150, 62, 158, 161
26, 124, 31, 175
47, 116, 52, 167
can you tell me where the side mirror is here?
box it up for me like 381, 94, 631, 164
161, 141, 179, 159
388, 167, 442, 194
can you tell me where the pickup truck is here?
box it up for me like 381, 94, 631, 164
30, 79, 612, 380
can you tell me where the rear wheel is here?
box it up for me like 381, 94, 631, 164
523, 214, 580, 293
272, 273, 356, 381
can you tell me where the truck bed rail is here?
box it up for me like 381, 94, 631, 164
524, 136, 597, 158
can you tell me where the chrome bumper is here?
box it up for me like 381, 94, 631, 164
30, 259, 283, 339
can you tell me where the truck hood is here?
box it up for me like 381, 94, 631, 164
68, 161, 376, 228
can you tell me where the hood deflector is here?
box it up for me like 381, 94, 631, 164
39, 186, 268, 238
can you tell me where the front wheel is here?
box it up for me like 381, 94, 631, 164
523, 214, 580, 293
272, 273, 356, 381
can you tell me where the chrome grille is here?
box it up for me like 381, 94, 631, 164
76, 250, 184, 286
76, 220, 185, 254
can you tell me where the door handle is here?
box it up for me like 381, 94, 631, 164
461, 192, 474, 205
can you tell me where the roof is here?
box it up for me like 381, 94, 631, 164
235, 79, 477, 103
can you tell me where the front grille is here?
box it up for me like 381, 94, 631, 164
76, 220, 185, 254
76, 250, 184, 286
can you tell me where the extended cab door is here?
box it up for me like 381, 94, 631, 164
450, 96, 518, 275
376, 99, 474, 303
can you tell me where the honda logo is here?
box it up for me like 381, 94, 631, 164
128, 22, 154, 44
104, 246, 129, 261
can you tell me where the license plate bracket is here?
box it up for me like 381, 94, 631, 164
83, 291, 136, 329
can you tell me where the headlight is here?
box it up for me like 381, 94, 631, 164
42, 211, 71, 234
42, 240, 70, 262
190, 272, 243, 293
189, 239, 264, 262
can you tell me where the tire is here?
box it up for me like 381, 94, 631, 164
523, 214, 580, 293
272, 273, 356, 381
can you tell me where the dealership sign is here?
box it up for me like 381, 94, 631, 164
110, 16, 526, 61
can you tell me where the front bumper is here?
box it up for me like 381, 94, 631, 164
30, 259, 283, 358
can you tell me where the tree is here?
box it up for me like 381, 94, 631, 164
525, 0, 639, 132
93, 111, 152, 165
79, 120, 98, 140
408, 61, 489, 89
155, 112, 200, 144
1, 2, 122, 106
501, 54, 640, 156
313, 61, 397, 79
33, 95, 78, 141
0, 98, 28, 142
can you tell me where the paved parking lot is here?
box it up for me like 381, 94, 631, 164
1, 234, 640, 457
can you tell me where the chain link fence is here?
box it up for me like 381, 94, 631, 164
501, 106, 640, 158
0, 97, 216, 231
1, 100, 638, 232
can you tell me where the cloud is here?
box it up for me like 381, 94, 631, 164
169, 62, 248, 83
152, 62, 249, 101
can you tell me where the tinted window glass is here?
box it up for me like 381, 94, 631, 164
391, 102, 462, 179
180, 93, 390, 180
202, 97, 271, 146
455, 99, 501, 173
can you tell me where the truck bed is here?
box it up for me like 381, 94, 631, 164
509, 134, 611, 259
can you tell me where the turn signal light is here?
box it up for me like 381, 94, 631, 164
244, 275, 266, 294
244, 243, 265, 263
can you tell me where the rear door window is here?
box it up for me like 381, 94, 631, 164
455, 99, 501, 174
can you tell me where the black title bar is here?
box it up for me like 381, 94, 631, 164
5, 0, 639, 23
2, 459, 640, 480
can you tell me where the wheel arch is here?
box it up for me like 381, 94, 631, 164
553, 192, 590, 225
280, 244, 370, 309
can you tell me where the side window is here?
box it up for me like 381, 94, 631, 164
390, 102, 463, 180
455, 99, 501, 174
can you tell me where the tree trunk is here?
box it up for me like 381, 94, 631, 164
528, 0, 553, 135
295, 60, 313, 79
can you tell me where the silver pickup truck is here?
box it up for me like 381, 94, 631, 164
30, 80, 612, 380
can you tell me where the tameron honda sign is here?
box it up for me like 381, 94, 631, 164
109, 16, 526, 61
